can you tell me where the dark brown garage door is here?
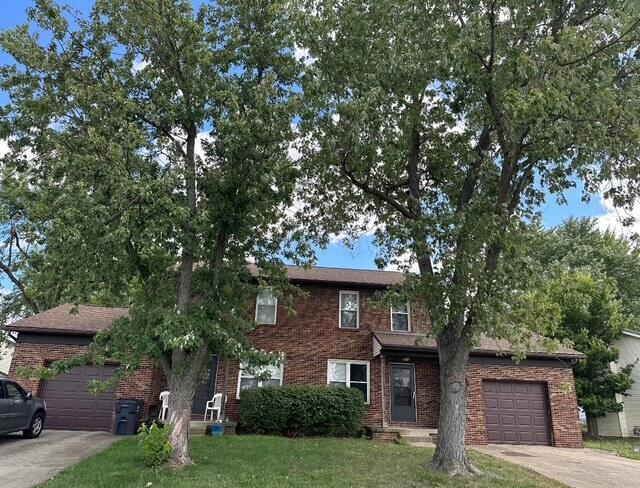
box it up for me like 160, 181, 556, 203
40, 365, 117, 431
483, 381, 551, 445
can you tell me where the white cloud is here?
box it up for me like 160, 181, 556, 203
595, 192, 640, 236
0, 139, 8, 157
195, 131, 214, 160
132, 57, 149, 72
294, 45, 316, 66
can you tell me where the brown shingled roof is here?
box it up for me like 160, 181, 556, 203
6, 304, 129, 336
372, 330, 585, 360
248, 264, 405, 287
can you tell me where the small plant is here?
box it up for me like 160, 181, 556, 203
138, 421, 173, 468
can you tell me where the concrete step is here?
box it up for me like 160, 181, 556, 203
189, 421, 210, 436
398, 428, 437, 444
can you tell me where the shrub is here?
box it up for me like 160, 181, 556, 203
239, 385, 365, 437
138, 421, 173, 467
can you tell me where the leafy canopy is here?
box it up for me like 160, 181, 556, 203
0, 0, 309, 381
294, 0, 640, 344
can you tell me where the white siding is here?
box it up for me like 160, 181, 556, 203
0, 341, 14, 374
596, 332, 640, 437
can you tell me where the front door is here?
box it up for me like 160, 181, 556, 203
192, 356, 219, 416
391, 364, 416, 423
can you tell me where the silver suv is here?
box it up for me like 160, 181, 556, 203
0, 378, 47, 438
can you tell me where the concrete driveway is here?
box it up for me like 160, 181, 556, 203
474, 444, 640, 488
0, 430, 119, 488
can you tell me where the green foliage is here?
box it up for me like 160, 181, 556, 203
137, 422, 173, 468
530, 271, 635, 417
0, 0, 309, 408
530, 218, 640, 327
294, 0, 640, 340
238, 385, 365, 437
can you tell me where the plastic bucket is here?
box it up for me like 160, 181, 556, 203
210, 424, 225, 437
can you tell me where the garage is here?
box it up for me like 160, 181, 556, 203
483, 381, 551, 445
40, 365, 117, 431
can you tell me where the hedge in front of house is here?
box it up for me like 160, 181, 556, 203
238, 385, 365, 437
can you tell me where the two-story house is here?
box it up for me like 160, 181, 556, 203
6, 265, 584, 447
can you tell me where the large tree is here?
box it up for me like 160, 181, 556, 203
0, 0, 306, 465
520, 219, 639, 433
532, 270, 634, 432
296, 0, 640, 474
531, 218, 640, 324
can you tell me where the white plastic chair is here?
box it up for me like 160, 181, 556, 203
204, 393, 223, 421
159, 391, 170, 421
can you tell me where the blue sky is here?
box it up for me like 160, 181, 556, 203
0, 0, 612, 271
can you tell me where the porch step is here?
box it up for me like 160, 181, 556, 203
398, 428, 438, 446
189, 420, 237, 436
189, 421, 210, 436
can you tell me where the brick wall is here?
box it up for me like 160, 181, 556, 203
9, 340, 165, 430
8, 281, 583, 448
466, 363, 583, 448
217, 284, 430, 424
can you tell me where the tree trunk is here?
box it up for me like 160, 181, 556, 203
219, 359, 230, 421
431, 325, 479, 475
167, 348, 208, 467
586, 415, 598, 438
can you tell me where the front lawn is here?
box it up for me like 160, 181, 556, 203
40, 435, 565, 488
584, 437, 640, 461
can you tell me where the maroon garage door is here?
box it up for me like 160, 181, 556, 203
483, 381, 551, 445
40, 365, 117, 431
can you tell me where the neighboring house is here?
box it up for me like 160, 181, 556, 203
5, 265, 585, 447
0, 337, 14, 374
594, 330, 640, 437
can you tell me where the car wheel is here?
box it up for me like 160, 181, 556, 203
23, 413, 44, 439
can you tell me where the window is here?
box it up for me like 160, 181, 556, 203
5, 382, 25, 400
237, 363, 284, 399
391, 302, 411, 332
339, 291, 359, 329
327, 360, 370, 403
255, 288, 277, 325
0, 382, 5, 399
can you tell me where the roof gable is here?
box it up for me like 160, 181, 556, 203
6, 304, 129, 335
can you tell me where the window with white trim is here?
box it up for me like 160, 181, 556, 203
339, 291, 359, 329
391, 302, 410, 332
255, 288, 277, 325
237, 363, 284, 399
327, 359, 370, 403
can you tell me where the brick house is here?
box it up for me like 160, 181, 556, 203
6, 265, 584, 447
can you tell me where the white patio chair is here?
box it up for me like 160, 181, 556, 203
159, 391, 170, 421
204, 393, 223, 421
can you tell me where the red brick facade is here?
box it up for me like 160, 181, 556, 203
8, 280, 583, 447
466, 362, 583, 447
214, 283, 583, 448
9, 341, 165, 427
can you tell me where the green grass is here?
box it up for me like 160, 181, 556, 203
584, 437, 640, 460
40, 436, 566, 488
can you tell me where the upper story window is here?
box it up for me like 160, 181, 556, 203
339, 291, 359, 329
237, 363, 284, 399
391, 302, 410, 332
327, 359, 370, 403
255, 288, 277, 325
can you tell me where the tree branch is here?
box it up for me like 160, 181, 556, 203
340, 151, 416, 220
558, 18, 640, 67
0, 261, 39, 314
